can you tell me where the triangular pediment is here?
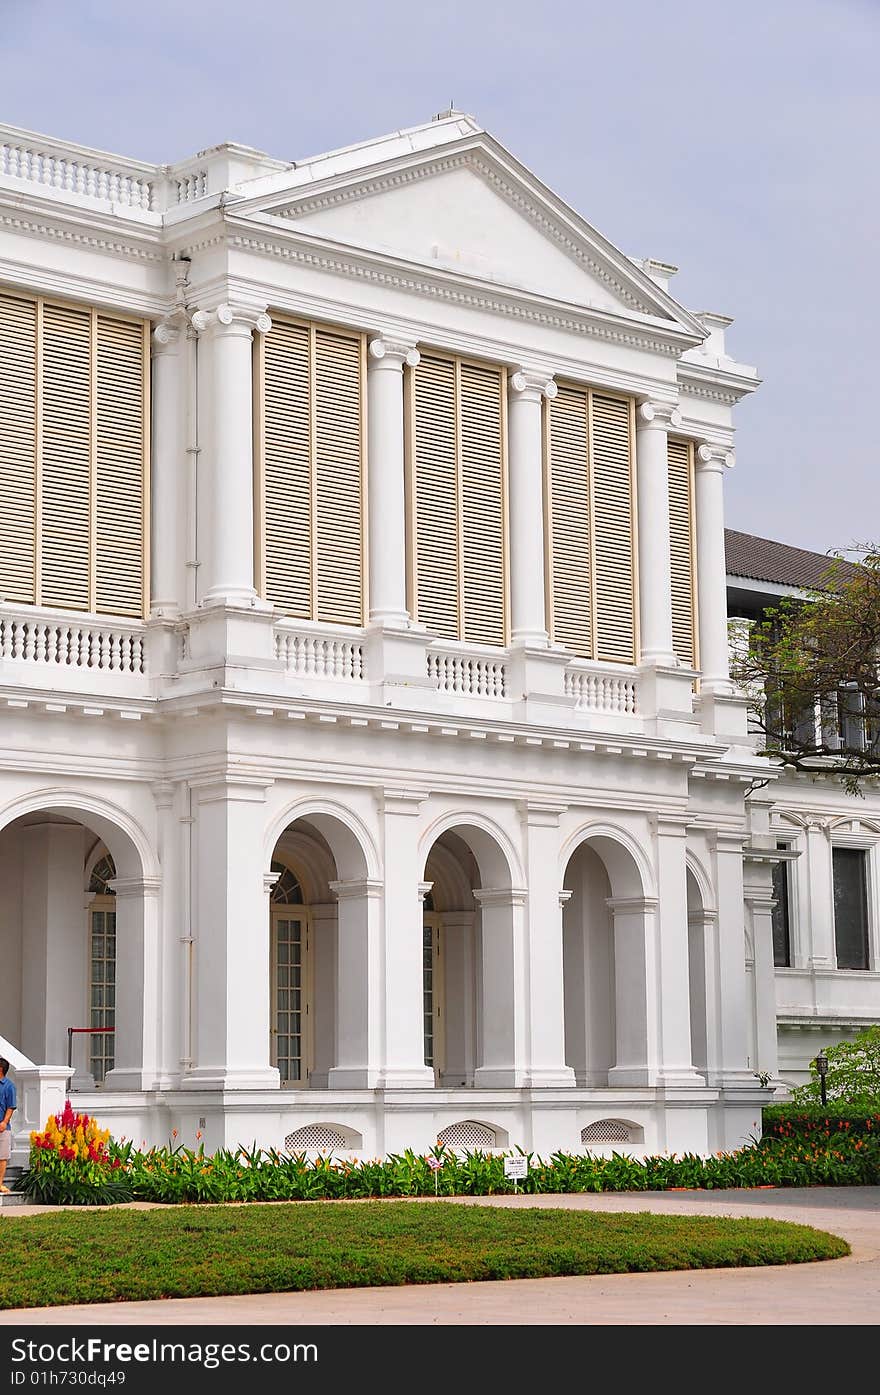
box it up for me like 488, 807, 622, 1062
232, 128, 702, 332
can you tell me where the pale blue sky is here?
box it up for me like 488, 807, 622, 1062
2, 0, 877, 554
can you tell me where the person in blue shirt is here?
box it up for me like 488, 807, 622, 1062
0, 1058, 16, 1193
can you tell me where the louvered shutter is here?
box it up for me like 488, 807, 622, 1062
460, 361, 505, 646
667, 437, 697, 667
591, 394, 636, 663
41, 301, 91, 611
95, 315, 145, 616
412, 355, 459, 639
314, 329, 363, 625
263, 320, 311, 617
0, 293, 38, 603
546, 385, 592, 658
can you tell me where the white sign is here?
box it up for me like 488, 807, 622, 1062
504, 1155, 529, 1180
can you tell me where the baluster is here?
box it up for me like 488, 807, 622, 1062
75, 163, 86, 196
86, 166, 97, 198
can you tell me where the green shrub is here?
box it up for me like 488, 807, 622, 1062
789, 1026, 880, 1109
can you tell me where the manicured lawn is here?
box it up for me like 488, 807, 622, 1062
0, 1202, 848, 1309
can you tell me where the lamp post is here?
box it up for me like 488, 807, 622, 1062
815, 1049, 829, 1108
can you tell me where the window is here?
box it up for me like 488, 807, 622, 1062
255, 317, 366, 625
667, 438, 698, 668
270, 860, 309, 1084
0, 290, 149, 616
771, 843, 792, 967
832, 847, 870, 970
544, 386, 636, 662
88, 854, 117, 1084
407, 353, 508, 646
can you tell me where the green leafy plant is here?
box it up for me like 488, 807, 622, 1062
789, 1026, 880, 1110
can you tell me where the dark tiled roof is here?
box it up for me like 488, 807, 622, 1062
724, 529, 859, 591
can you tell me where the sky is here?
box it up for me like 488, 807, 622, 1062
1, 0, 877, 555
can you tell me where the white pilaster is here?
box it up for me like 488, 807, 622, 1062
377, 790, 434, 1088
743, 876, 780, 1082
653, 817, 704, 1086
695, 442, 736, 694
327, 877, 383, 1088
709, 830, 753, 1086
367, 335, 420, 628
606, 895, 660, 1086
508, 368, 555, 647
185, 777, 279, 1090
635, 398, 680, 667
520, 802, 575, 1087
191, 302, 271, 606
149, 321, 186, 617
102, 875, 163, 1092
472, 886, 529, 1089
805, 819, 836, 968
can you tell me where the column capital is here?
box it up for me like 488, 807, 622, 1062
151, 318, 184, 353
418, 880, 434, 904
558, 889, 573, 907
637, 398, 682, 430
108, 876, 162, 900
330, 877, 384, 901
368, 334, 420, 368
263, 870, 281, 895
377, 787, 430, 816
696, 441, 736, 471
473, 886, 528, 908
509, 367, 557, 401
191, 302, 272, 336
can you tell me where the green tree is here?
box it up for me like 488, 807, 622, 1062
731, 546, 880, 795
790, 1026, 880, 1109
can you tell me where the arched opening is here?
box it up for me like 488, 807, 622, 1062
267, 811, 373, 1089
561, 831, 648, 1087
421, 821, 519, 1089
0, 802, 155, 1090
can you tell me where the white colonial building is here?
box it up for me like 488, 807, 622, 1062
727, 532, 880, 1087
0, 110, 779, 1165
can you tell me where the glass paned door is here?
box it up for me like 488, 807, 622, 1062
272, 911, 310, 1083
423, 913, 443, 1081
89, 904, 116, 1083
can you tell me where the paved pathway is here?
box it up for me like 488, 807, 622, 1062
1, 1188, 878, 1325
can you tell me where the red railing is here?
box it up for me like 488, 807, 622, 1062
66, 1026, 114, 1071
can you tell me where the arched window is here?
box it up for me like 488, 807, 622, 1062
270, 860, 304, 905
87, 852, 116, 1084
270, 860, 308, 1084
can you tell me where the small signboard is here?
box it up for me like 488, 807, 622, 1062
503, 1155, 528, 1181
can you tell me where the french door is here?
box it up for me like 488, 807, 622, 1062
423, 912, 444, 1082
271, 908, 312, 1084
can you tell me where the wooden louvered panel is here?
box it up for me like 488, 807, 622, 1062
95, 316, 145, 616
547, 385, 592, 658
314, 329, 363, 625
460, 361, 505, 646
263, 320, 311, 617
591, 394, 635, 663
41, 302, 91, 611
668, 437, 696, 667
413, 355, 459, 639
0, 293, 37, 603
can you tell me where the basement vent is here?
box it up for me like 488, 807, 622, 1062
285, 1124, 347, 1152
437, 1120, 497, 1151
581, 1119, 642, 1145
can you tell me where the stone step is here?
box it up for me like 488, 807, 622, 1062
0, 1191, 29, 1207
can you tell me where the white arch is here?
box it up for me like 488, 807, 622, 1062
0, 788, 156, 880
559, 821, 654, 900
419, 809, 524, 889
264, 796, 379, 881
423, 840, 475, 911
685, 851, 715, 913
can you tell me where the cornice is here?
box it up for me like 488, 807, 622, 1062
217, 218, 697, 358
0, 256, 171, 318
0, 195, 166, 264
271, 148, 654, 315
678, 361, 761, 405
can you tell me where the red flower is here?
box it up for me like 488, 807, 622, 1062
59, 1145, 76, 1162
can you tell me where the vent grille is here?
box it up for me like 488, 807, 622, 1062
437, 1120, 497, 1151
285, 1124, 347, 1152
581, 1119, 641, 1144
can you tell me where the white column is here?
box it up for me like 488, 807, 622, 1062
327, 877, 383, 1088
804, 818, 835, 968
743, 879, 780, 1082
521, 802, 575, 1086
473, 888, 529, 1089
695, 442, 736, 693
150, 322, 186, 616
653, 818, 703, 1085
508, 368, 555, 647
103, 876, 162, 1091
606, 896, 659, 1086
378, 791, 434, 1088
186, 777, 279, 1089
367, 335, 420, 628
192, 302, 271, 606
635, 399, 679, 666
308, 900, 337, 1088
710, 831, 752, 1086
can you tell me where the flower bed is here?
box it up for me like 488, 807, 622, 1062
15, 1105, 880, 1205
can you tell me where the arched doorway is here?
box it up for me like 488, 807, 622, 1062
0, 800, 157, 1090
267, 809, 377, 1089
420, 821, 521, 1088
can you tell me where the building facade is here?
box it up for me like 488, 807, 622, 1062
0, 111, 773, 1164
727, 532, 880, 1086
